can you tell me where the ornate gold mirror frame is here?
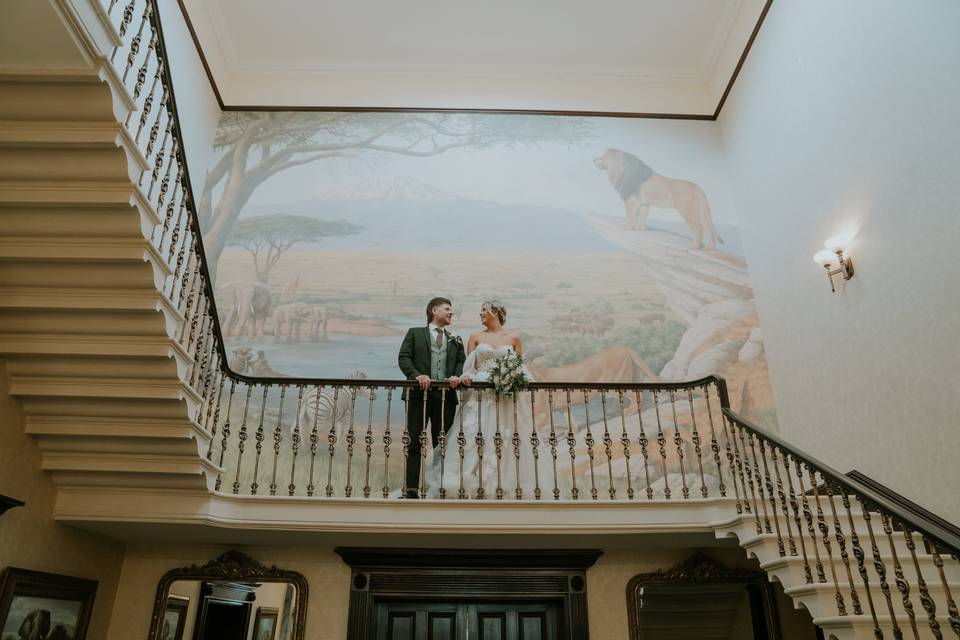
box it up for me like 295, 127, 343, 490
148, 550, 309, 640
626, 553, 780, 640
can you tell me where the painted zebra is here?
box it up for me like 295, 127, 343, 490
296, 371, 377, 438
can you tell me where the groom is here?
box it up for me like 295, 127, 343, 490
397, 296, 466, 498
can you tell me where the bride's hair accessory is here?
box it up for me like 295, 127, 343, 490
489, 350, 529, 396
482, 300, 507, 325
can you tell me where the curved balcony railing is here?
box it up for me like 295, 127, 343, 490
100, 1, 960, 636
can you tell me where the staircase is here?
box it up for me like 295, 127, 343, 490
0, 0, 219, 493
0, 3, 957, 640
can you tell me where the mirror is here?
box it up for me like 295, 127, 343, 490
627, 553, 779, 640
149, 551, 308, 640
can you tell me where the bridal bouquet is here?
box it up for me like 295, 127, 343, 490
489, 350, 530, 396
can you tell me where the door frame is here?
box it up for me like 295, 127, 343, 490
335, 548, 602, 640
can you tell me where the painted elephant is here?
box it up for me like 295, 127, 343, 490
298, 304, 328, 340
272, 302, 311, 340
219, 282, 271, 338
18, 609, 50, 640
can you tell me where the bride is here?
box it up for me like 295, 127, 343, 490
426, 300, 538, 499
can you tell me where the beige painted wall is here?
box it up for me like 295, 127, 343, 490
0, 361, 126, 639
106, 543, 351, 640
106, 543, 817, 640
718, 0, 960, 521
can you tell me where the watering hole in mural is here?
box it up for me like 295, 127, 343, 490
199, 111, 778, 483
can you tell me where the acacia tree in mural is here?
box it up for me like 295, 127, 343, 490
226, 213, 362, 284
199, 112, 593, 274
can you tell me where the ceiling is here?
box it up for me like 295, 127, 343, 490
178, 0, 770, 116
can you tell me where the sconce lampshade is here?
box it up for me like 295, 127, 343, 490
823, 235, 848, 253
812, 249, 836, 266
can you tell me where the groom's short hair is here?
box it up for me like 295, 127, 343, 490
426, 297, 452, 323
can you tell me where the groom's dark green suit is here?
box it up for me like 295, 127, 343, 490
398, 326, 466, 496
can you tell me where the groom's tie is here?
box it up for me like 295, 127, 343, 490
435, 328, 444, 347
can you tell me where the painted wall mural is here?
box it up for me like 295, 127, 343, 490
199, 112, 777, 431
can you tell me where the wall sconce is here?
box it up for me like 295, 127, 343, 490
812, 236, 854, 293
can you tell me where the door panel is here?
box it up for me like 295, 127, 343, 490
374, 601, 560, 640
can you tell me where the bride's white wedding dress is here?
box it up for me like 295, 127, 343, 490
426, 344, 538, 499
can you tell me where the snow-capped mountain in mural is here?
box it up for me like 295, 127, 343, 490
243, 176, 743, 255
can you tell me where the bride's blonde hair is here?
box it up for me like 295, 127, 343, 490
482, 300, 507, 326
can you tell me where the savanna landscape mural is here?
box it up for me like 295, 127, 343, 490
197, 111, 777, 496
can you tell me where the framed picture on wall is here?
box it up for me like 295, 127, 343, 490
0, 567, 98, 640
252, 607, 279, 640
160, 595, 189, 640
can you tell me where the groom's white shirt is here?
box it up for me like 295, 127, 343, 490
427, 322, 446, 345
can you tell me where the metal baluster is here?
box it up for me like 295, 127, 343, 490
600, 391, 615, 500
250, 386, 268, 495
770, 445, 797, 555
565, 389, 578, 500
729, 419, 759, 524
529, 390, 541, 500
809, 468, 847, 614
861, 498, 904, 640
418, 391, 428, 498
213, 380, 236, 491
616, 391, 633, 500
343, 387, 358, 498
783, 452, 813, 582
756, 437, 784, 553
583, 389, 597, 500
381, 388, 393, 499
686, 388, 708, 498
307, 385, 322, 497
112, 0, 137, 61
436, 388, 447, 499
494, 394, 503, 500
289, 385, 305, 496
140, 84, 165, 147
746, 432, 772, 533
155, 143, 178, 210
232, 384, 253, 494
703, 383, 726, 497
825, 481, 863, 614
668, 389, 689, 499
457, 388, 466, 499
144, 121, 171, 191
269, 386, 286, 496
512, 394, 522, 500
882, 513, 920, 639
736, 423, 763, 529
651, 390, 670, 499
842, 488, 882, 638
474, 389, 485, 499
904, 530, 941, 639
108, 0, 120, 15
153, 165, 179, 250
189, 302, 211, 389
928, 541, 960, 638
400, 389, 410, 496
362, 387, 375, 498
167, 209, 189, 295
547, 389, 559, 501
718, 401, 743, 512
129, 30, 157, 107
634, 390, 653, 500
121, 2, 150, 81
795, 459, 827, 582
204, 372, 225, 442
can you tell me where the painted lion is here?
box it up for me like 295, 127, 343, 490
594, 148, 723, 250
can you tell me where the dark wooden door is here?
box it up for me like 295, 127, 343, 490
375, 601, 560, 640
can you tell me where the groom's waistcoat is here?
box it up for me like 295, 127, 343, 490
429, 335, 448, 381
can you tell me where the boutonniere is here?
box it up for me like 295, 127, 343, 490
447, 333, 463, 345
